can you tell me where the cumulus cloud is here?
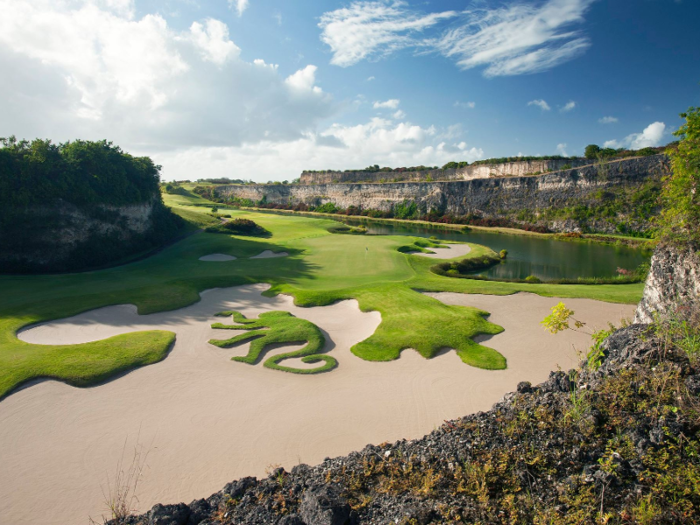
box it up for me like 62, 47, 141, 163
560, 101, 576, 113
454, 101, 475, 109
604, 122, 666, 150
153, 118, 485, 180
392, 109, 406, 119
599, 116, 618, 124
188, 19, 240, 66
319, 1, 456, 67
528, 99, 551, 111
319, 0, 595, 76
373, 98, 400, 109
0, 0, 332, 152
556, 143, 568, 156
285, 65, 323, 94
229, 0, 249, 17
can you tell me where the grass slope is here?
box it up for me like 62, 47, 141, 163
0, 199, 645, 398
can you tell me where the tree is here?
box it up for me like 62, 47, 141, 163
656, 107, 700, 246
584, 144, 600, 159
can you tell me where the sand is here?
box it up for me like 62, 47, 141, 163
251, 250, 288, 259
414, 243, 472, 259
198, 254, 237, 261
1, 286, 635, 524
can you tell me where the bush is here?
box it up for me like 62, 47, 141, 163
499, 249, 508, 259
205, 218, 269, 236
431, 254, 501, 277
525, 275, 541, 283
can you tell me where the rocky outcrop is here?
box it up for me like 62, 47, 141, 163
0, 199, 183, 273
300, 159, 591, 185
635, 244, 700, 323
221, 156, 668, 233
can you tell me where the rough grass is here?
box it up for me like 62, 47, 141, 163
0, 199, 645, 398
209, 310, 335, 374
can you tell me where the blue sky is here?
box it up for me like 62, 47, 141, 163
0, 0, 698, 181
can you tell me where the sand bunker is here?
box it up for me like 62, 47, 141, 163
3, 287, 635, 524
199, 253, 237, 261
251, 250, 288, 259
414, 243, 472, 259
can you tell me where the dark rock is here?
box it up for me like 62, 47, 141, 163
517, 381, 532, 393
148, 503, 190, 525
298, 486, 350, 525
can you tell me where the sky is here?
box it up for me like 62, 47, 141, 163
0, 0, 699, 182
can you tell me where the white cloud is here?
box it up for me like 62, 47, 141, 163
273, 11, 282, 26
154, 117, 485, 180
528, 99, 551, 111
556, 143, 569, 156
373, 99, 400, 109
285, 65, 323, 94
229, 0, 249, 17
0, 0, 332, 151
432, 0, 594, 77
605, 122, 666, 150
560, 101, 576, 113
319, 1, 456, 67
187, 19, 240, 66
367, 76, 375, 81
454, 101, 475, 109
0, 0, 488, 182
319, 0, 594, 77
599, 116, 618, 124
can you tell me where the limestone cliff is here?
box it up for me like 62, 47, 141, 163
219, 155, 669, 233
635, 244, 700, 323
0, 200, 183, 273
300, 159, 590, 185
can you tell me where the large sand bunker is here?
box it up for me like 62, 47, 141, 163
413, 243, 472, 259
3, 286, 635, 524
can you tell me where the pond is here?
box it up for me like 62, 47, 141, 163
339, 218, 651, 281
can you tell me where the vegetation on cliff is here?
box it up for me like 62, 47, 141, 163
0, 137, 187, 273
657, 107, 700, 247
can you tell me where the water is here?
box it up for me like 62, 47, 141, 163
339, 218, 650, 281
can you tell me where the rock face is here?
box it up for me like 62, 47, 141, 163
0, 199, 176, 273
221, 156, 668, 233
635, 244, 700, 323
300, 159, 591, 185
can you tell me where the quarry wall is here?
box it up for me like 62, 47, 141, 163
219, 156, 669, 229
299, 159, 591, 185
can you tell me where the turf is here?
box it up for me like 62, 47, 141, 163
0, 197, 646, 398
209, 310, 335, 374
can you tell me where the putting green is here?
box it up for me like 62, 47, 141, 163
0, 195, 644, 399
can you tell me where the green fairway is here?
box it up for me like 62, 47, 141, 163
0, 196, 645, 399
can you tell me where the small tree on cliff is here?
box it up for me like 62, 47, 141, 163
656, 107, 700, 247
584, 144, 600, 159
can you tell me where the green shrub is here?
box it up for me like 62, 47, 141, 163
524, 275, 541, 283
499, 249, 508, 259
205, 218, 269, 236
